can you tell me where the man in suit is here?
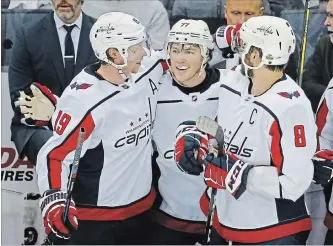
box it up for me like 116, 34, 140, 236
9, 0, 96, 165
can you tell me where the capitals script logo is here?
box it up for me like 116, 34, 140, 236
277, 91, 300, 99
70, 82, 92, 90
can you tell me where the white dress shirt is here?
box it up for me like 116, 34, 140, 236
53, 11, 83, 65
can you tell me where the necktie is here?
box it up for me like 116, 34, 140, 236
63, 25, 76, 85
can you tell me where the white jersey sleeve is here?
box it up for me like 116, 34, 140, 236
36, 92, 103, 195
247, 104, 316, 201
316, 78, 333, 150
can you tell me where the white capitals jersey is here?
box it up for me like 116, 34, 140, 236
152, 69, 241, 234
316, 78, 333, 215
201, 74, 317, 243
36, 51, 167, 221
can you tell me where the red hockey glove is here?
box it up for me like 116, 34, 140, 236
225, 160, 253, 199
203, 151, 238, 189
39, 190, 78, 243
14, 82, 58, 127
312, 150, 333, 186
174, 121, 209, 176
215, 24, 242, 59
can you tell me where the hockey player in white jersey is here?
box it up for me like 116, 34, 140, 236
313, 77, 333, 245
149, 19, 245, 244
176, 16, 317, 244
19, 12, 238, 245
35, 12, 168, 244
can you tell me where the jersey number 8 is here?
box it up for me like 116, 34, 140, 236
294, 125, 306, 147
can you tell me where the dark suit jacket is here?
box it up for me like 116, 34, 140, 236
302, 35, 333, 112
9, 12, 96, 157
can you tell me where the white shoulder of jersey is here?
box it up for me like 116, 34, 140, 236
218, 68, 249, 89
57, 66, 119, 120
53, 65, 126, 138
261, 76, 313, 117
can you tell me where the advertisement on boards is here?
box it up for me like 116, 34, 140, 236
1, 72, 44, 245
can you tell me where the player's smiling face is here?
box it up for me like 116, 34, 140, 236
169, 43, 204, 86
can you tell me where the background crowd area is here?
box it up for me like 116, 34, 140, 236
0, 0, 331, 71
1, 0, 332, 110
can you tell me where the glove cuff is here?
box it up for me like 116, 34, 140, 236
39, 190, 68, 218
215, 25, 233, 49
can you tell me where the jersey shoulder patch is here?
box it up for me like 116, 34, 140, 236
70, 81, 93, 90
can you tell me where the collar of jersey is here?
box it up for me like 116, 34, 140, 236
247, 74, 287, 97
172, 67, 220, 95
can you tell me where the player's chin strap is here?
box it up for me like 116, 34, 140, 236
105, 57, 130, 81
241, 52, 265, 78
112, 62, 128, 80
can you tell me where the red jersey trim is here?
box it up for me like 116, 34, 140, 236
316, 98, 329, 150
47, 113, 95, 189
200, 190, 311, 243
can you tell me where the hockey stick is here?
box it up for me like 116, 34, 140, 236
296, 0, 311, 87
43, 127, 85, 245
63, 127, 85, 222
196, 116, 224, 245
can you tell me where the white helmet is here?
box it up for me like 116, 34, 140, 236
89, 12, 146, 68
166, 19, 213, 60
239, 16, 296, 71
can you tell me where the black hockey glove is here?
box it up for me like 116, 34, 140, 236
313, 150, 333, 186
174, 121, 209, 176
